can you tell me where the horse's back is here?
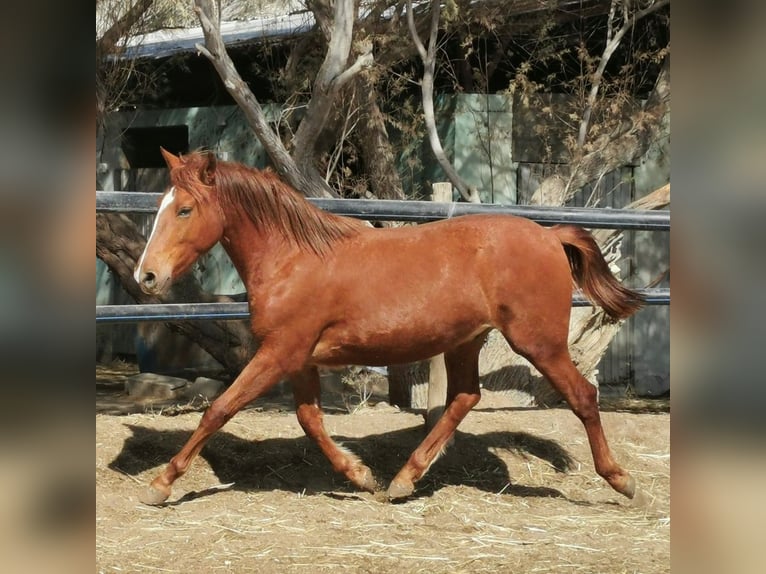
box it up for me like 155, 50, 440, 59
355, 214, 570, 290
325, 213, 571, 312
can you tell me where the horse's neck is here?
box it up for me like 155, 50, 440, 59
220, 214, 267, 282
219, 211, 293, 289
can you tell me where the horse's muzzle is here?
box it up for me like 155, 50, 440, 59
138, 270, 159, 294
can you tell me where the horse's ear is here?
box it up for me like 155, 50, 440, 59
201, 150, 217, 185
160, 147, 183, 170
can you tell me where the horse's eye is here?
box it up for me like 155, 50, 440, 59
177, 207, 192, 218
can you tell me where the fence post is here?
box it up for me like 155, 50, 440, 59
425, 182, 452, 429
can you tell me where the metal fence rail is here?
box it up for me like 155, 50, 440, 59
96, 288, 670, 324
97, 191, 670, 230
96, 190, 670, 323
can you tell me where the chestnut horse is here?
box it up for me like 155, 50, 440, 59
134, 148, 644, 505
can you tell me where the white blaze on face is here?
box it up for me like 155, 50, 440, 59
134, 187, 176, 283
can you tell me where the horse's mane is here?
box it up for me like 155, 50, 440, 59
175, 153, 364, 256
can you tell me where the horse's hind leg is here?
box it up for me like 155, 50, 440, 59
291, 367, 378, 493
387, 335, 485, 500
504, 323, 635, 499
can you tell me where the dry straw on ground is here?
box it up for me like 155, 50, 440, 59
97, 362, 669, 573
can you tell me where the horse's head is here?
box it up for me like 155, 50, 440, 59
134, 148, 224, 295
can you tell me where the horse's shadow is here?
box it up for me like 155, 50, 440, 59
108, 419, 576, 504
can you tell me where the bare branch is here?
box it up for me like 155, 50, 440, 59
635, 0, 670, 21
333, 49, 375, 90
292, 0, 374, 169
193, 1, 290, 166
325, 98, 361, 182
577, 0, 669, 148
96, 0, 158, 115
406, 0, 479, 202
194, 42, 214, 61
405, 0, 427, 61
532, 55, 669, 206
193, 0, 337, 197
96, 0, 155, 59
606, 0, 617, 43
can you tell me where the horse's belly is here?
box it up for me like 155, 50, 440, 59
310, 319, 490, 367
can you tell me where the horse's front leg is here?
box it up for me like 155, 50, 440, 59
139, 346, 291, 505
387, 336, 484, 500
291, 367, 378, 493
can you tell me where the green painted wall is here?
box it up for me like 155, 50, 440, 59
395, 94, 515, 203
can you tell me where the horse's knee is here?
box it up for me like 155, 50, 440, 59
202, 400, 234, 430
566, 380, 600, 420
445, 391, 480, 414
461, 392, 481, 410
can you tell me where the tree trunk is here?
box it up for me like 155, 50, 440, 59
296, 0, 405, 202
353, 75, 407, 201
291, 0, 373, 172
406, 0, 480, 203
194, 0, 357, 198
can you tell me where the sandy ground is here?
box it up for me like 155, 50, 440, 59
97, 362, 669, 573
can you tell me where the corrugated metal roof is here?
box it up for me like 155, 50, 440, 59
116, 0, 613, 60
122, 9, 315, 59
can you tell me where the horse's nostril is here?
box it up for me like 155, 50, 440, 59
142, 271, 156, 288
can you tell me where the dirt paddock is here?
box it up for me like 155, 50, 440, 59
96, 364, 669, 573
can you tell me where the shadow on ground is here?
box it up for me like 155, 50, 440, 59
109, 421, 574, 503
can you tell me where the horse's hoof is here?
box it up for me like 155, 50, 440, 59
387, 480, 414, 501
627, 485, 650, 509
139, 484, 170, 506
355, 466, 379, 494
620, 474, 636, 500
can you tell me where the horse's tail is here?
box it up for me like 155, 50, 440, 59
551, 225, 645, 321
